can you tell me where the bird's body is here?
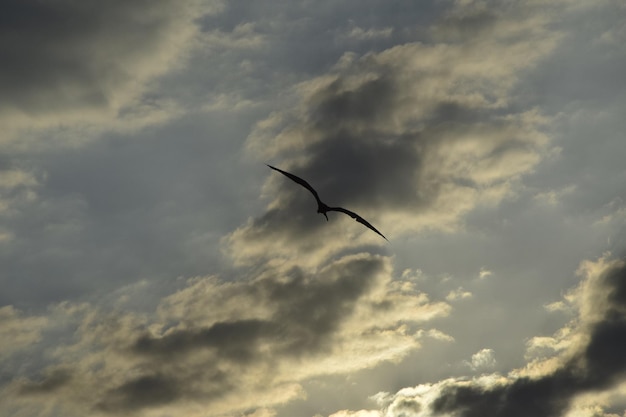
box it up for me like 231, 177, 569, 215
267, 164, 387, 241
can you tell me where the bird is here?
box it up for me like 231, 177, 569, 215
267, 164, 388, 241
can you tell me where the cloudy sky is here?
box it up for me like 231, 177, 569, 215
1, 0, 626, 416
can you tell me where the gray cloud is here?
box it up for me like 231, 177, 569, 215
132, 252, 381, 361
0, 0, 215, 144
96, 373, 181, 413
431, 261, 626, 416
0, 110, 265, 309
229, 0, 558, 262
1, 0, 189, 111
2, 0, 624, 416
17, 368, 73, 396
195, 0, 438, 80
134, 318, 272, 361
3, 253, 448, 415
0, 306, 48, 361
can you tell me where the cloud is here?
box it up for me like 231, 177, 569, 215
0, 165, 40, 244
229, 0, 561, 265
0, 0, 219, 146
0, 253, 449, 416
464, 348, 496, 372
445, 287, 472, 302
339, 24, 394, 42
3, 1, 623, 416
0, 169, 37, 190
337, 255, 626, 417
478, 268, 493, 280
329, 410, 382, 417
17, 368, 73, 396
0, 306, 48, 361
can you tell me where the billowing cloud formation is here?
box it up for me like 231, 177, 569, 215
338, 255, 626, 417
0, 253, 449, 416
229, 0, 560, 264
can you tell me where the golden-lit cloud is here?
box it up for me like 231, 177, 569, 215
0, 0, 223, 147
1, 0, 625, 416
333, 255, 626, 417
0, 253, 449, 416
0, 306, 48, 360
234, 0, 561, 259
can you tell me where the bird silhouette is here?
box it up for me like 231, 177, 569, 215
267, 164, 388, 241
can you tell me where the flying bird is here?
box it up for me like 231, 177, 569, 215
267, 164, 388, 241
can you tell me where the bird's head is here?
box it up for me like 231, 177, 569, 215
317, 208, 329, 221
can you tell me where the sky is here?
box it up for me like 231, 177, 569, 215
1, 0, 626, 416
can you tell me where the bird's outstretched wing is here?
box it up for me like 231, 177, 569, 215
266, 164, 323, 205
328, 206, 388, 241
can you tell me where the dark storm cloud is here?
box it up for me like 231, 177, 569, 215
428, 260, 626, 417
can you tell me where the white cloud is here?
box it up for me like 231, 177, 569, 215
464, 348, 496, 371
478, 267, 493, 279
445, 287, 472, 301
